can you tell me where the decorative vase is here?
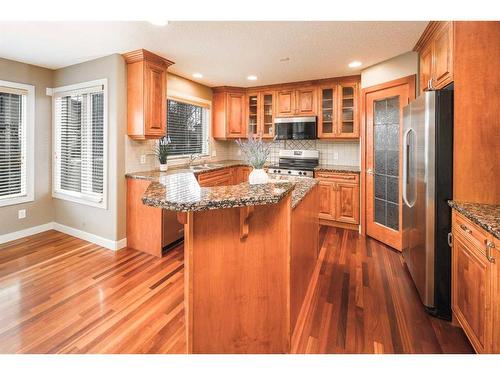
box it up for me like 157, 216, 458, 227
248, 168, 269, 185
159, 163, 168, 172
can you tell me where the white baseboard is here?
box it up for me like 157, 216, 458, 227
0, 222, 55, 244
0, 222, 127, 251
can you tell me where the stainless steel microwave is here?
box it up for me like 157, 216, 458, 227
274, 116, 317, 140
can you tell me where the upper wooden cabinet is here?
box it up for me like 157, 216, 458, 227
246, 92, 275, 138
212, 88, 247, 140
123, 49, 174, 140
318, 81, 359, 139
276, 87, 317, 117
415, 21, 454, 94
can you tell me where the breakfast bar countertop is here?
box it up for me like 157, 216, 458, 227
448, 200, 500, 240
141, 171, 296, 212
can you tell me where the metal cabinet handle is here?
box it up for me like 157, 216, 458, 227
460, 224, 472, 234
447, 232, 453, 247
486, 241, 496, 263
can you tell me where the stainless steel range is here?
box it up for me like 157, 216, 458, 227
268, 149, 319, 177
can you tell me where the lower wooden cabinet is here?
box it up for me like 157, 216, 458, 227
451, 210, 499, 353
315, 172, 359, 229
197, 166, 252, 187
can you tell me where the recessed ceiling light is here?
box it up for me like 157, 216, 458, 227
280, 57, 290, 62
148, 20, 169, 26
348, 61, 362, 68
247, 75, 258, 81
192, 73, 203, 79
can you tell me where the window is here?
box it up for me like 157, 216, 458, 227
167, 99, 209, 157
0, 80, 34, 207
52, 80, 107, 208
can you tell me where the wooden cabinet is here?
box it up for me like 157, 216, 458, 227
197, 168, 235, 187
318, 81, 359, 139
415, 21, 454, 94
247, 92, 275, 138
315, 171, 360, 229
123, 49, 173, 140
235, 166, 252, 183
451, 210, 499, 353
276, 87, 317, 117
212, 88, 247, 140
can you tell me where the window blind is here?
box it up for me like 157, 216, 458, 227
54, 85, 104, 204
167, 99, 208, 156
0, 87, 27, 201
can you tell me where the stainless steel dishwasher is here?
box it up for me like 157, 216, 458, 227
162, 209, 184, 251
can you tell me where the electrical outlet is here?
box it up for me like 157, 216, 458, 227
212, 150, 217, 157
18, 209, 26, 219
140, 154, 147, 164
237, 149, 242, 156
334, 152, 339, 160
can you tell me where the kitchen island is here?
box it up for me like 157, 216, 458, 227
126, 163, 319, 353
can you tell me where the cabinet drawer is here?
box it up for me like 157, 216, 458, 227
198, 168, 232, 182
315, 172, 359, 184
454, 212, 489, 256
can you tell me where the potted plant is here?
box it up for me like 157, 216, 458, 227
235, 135, 274, 184
154, 136, 171, 171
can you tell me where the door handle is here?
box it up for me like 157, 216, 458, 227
366, 168, 373, 175
402, 128, 415, 208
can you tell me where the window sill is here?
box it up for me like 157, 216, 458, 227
0, 194, 34, 208
52, 190, 107, 210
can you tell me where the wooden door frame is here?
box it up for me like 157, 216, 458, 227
360, 75, 416, 237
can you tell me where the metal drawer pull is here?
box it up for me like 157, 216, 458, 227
486, 241, 496, 263
447, 232, 453, 247
460, 224, 472, 234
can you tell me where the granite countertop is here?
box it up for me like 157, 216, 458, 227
268, 175, 318, 209
126, 160, 248, 181
142, 171, 295, 212
314, 164, 361, 173
448, 201, 500, 240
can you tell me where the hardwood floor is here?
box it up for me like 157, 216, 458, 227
0, 227, 473, 354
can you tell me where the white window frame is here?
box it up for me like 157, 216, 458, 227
51, 79, 108, 209
166, 90, 211, 162
0, 80, 35, 208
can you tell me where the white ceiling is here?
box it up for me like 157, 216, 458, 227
0, 21, 427, 87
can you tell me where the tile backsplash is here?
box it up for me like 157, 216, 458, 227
226, 139, 360, 166
126, 137, 359, 173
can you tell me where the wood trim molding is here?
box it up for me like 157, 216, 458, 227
212, 74, 361, 93
360, 74, 416, 237
122, 48, 175, 67
239, 206, 254, 240
414, 21, 443, 52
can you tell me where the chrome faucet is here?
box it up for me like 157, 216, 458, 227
188, 153, 201, 167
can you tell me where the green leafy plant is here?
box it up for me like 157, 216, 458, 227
235, 135, 275, 169
154, 136, 171, 164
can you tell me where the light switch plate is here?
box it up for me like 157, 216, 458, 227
140, 154, 146, 164
18, 209, 26, 219
334, 152, 339, 160
212, 150, 217, 157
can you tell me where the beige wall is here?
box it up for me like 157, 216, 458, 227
361, 51, 418, 89
0, 57, 54, 235
52, 54, 127, 242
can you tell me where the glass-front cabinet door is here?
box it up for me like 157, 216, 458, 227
247, 93, 258, 136
261, 92, 274, 138
318, 86, 337, 138
337, 83, 359, 138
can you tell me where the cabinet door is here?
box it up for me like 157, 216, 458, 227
247, 93, 259, 136
419, 44, 433, 94
260, 92, 275, 138
144, 61, 166, 137
318, 181, 335, 220
337, 83, 359, 138
276, 90, 295, 117
227, 93, 246, 138
452, 233, 492, 353
335, 182, 360, 224
432, 22, 454, 89
296, 88, 316, 116
318, 86, 337, 138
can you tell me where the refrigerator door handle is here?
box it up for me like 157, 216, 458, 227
402, 128, 415, 208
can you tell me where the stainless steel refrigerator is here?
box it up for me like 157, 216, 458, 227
402, 87, 453, 320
